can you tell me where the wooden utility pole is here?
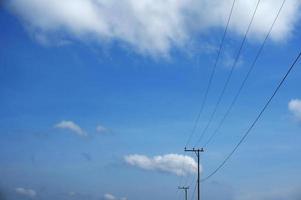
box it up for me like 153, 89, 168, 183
178, 186, 189, 200
184, 147, 204, 200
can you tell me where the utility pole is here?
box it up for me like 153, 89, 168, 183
178, 186, 189, 200
184, 147, 204, 200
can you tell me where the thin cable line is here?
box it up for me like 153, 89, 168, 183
194, 0, 262, 147
201, 50, 301, 182
176, 187, 181, 200
184, 0, 237, 148
190, 181, 197, 200
178, 0, 237, 190
204, 0, 286, 148
184, 172, 196, 190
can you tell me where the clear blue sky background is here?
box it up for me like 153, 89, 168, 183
1, 1, 301, 200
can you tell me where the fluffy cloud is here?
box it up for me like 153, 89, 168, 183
69, 192, 76, 196
15, 187, 36, 198
54, 120, 87, 136
288, 99, 301, 121
6, 0, 301, 57
104, 193, 127, 200
124, 153, 198, 176
96, 125, 108, 133
104, 193, 116, 200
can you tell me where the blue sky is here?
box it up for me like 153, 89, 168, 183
1, 0, 301, 200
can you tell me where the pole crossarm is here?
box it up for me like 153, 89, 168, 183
184, 147, 204, 152
178, 186, 189, 190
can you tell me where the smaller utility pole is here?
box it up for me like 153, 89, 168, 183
178, 186, 189, 200
185, 147, 204, 200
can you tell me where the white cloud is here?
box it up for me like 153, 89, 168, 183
96, 125, 108, 133
6, 0, 301, 57
69, 192, 76, 196
288, 99, 301, 121
104, 193, 116, 200
15, 188, 36, 198
221, 51, 244, 69
124, 153, 198, 176
54, 120, 87, 136
104, 193, 127, 200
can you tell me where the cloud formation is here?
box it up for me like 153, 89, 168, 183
6, 0, 301, 57
104, 193, 116, 200
288, 99, 301, 122
54, 120, 87, 136
15, 187, 36, 198
104, 193, 127, 200
96, 125, 108, 133
68, 192, 76, 196
124, 153, 198, 176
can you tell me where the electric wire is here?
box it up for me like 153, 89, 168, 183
201, 50, 301, 182
178, 0, 237, 191
190, 181, 197, 200
184, 0, 237, 148
194, 0, 262, 147
203, 0, 286, 148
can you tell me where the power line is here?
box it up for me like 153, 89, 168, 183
184, 0, 237, 148
190, 181, 197, 200
201, 50, 301, 182
194, 0, 262, 147
183, 169, 196, 191
203, 0, 287, 148
178, 0, 237, 190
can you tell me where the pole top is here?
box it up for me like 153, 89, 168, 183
178, 186, 189, 190
184, 147, 205, 152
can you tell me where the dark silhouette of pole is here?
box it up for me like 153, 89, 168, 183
185, 147, 204, 200
178, 186, 189, 200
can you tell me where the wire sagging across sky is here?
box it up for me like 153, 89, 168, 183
203, 0, 287, 148
201, 49, 301, 182
194, 0, 262, 147
178, 0, 237, 191
184, 0, 237, 148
